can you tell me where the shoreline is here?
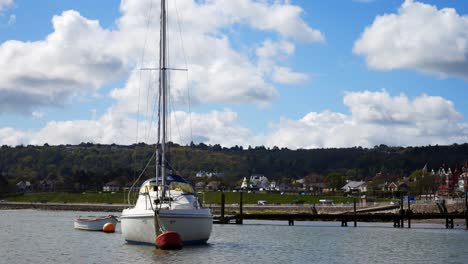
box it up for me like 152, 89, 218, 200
0, 202, 127, 212
1, 202, 466, 227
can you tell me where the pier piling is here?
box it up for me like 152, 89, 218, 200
465, 192, 468, 230
353, 198, 357, 227
221, 192, 225, 223
407, 197, 411, 229
400, 195, 404, 228
236, 192, 243, 225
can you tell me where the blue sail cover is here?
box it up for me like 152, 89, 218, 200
142, 174, 191, 185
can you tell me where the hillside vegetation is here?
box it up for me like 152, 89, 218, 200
0, 142, 467, 193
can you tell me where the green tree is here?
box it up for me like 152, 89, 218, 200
324, 172, 345, 191
0, 174, 8, 196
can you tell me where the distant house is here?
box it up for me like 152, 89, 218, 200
195, 181, 206, 191
16, 181, 32, 192
250, 174, 269, 189
206, 181, 220, 191
278, 182, 293, 192
39, 179, 55, 192
398, 182, 409, 193
309, 183, 325, 194
294, 179, 305, 185
195, 171, 224, 178
103, 181, 120, 192
387, 182, 398, 192
341, 181, 367, 193
435, 167, 455, 194
268, 181, 278, 191
123, 183, 140, 192
458, 165, 468, 192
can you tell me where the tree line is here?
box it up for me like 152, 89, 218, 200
0, 142, 466, 194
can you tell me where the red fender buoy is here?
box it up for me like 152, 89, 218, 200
156, 231, 182, 250
102, 223, 115, 233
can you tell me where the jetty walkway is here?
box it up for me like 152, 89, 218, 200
212, 193, 468, 229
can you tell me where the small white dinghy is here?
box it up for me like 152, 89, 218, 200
74, 215, 119, 231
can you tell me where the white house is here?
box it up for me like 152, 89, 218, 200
16, 181, 32, 192
268, 181, 279, 191
196, 171, 224, 178
250, 174, 269, 189
103, 181, 120, 192
458, 166, 468, 192
341, 181, 367, 193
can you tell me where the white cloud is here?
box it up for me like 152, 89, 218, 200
354, 0, 468, 79
0, 127, 25, 146
0, 0, 322, 114
170, 110, 251, 147
0, 10, 127, 114
7, 14, 15, 25
223, 0, 324, 43
0, 109, 251, 147
265, 90, 468, 148
32, 111, 44, 118
1, 91, 466, 148
0, 0, 13, 13
256, 39, 309, 85
272, 66, 309, 84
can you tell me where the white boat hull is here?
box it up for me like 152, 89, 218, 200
121, 208, 212, 245
74, 215, 118, 231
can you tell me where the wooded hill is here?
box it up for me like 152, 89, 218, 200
0, 142, 467, 192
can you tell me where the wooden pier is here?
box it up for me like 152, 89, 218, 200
213, 193, 468, 229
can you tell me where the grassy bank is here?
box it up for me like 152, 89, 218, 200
6, 191, 387, 205
5, 192, 127, 204
199, 192, 355, 205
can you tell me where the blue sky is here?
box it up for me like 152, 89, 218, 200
0, 0, 467, 148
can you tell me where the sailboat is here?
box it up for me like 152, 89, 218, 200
120, 0, 213, 246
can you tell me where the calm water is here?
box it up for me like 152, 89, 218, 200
1, 210, 467, 264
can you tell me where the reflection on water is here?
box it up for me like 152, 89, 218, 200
1, 210, 467, 264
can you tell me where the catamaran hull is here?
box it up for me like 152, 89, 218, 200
121, 209, 212, 245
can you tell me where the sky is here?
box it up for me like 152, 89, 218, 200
0, 0, 467, 149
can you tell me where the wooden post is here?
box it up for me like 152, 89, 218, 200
443, 200, 449, 229
400, 195, 404, 228
353, 198, 357, 227
238, 191, 243, 224
221, 192, 225, 223
407, 196, 411, 229
465, 192, 468, 230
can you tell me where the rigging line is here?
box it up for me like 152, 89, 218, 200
130, 0, 155, 203
127, 149, 156, 205
144, 70, 153, 142
135, 0, 155, 144
155, 69, 162, 185
169, 93, 184, 148
147, 78, 158, 144
146, 72, 158, 143
174, 0, 194, 144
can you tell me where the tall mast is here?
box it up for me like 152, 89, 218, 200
160, 0, 167, 198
